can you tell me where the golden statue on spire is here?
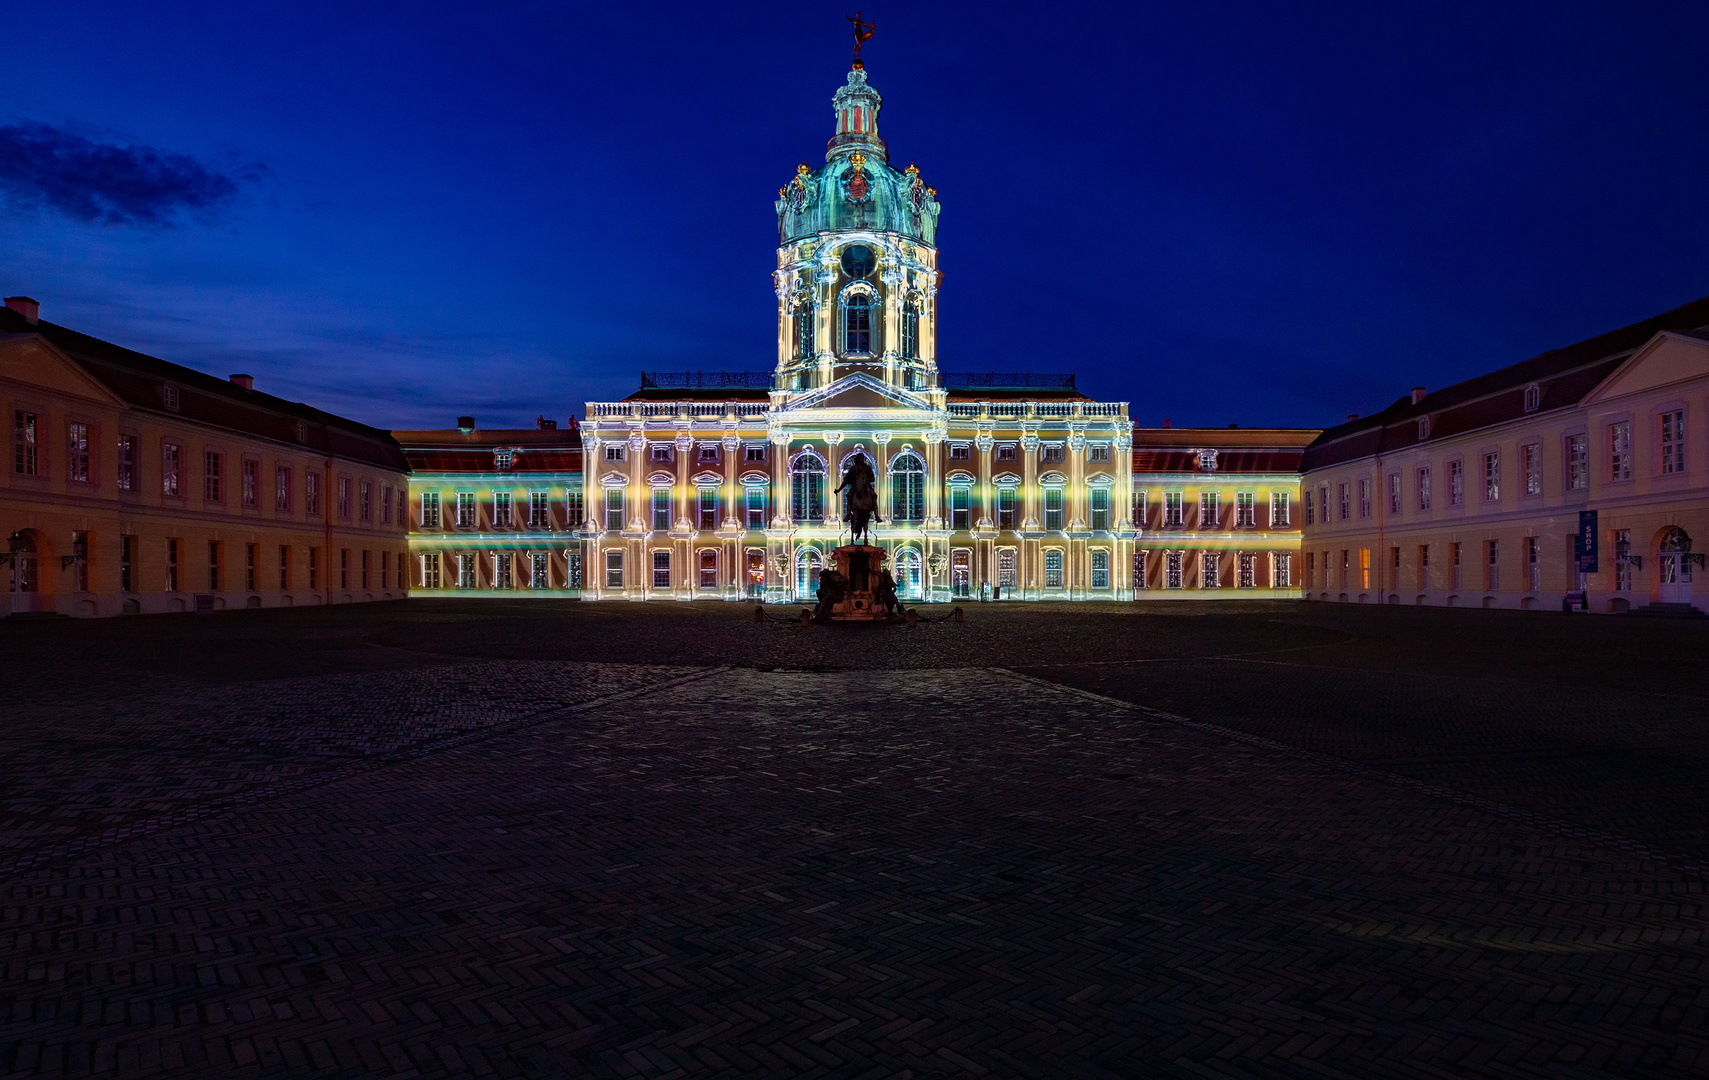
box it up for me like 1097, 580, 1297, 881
847, 12, 875, 70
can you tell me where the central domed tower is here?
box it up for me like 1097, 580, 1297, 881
773, 62, 941, 399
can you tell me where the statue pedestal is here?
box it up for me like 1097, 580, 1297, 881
823, 544, 896, 621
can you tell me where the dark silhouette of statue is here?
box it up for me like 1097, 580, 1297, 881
834, 451, 881, 543
847, 12, 875, 69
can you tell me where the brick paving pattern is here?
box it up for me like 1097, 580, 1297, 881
5, 659, 1709, 1078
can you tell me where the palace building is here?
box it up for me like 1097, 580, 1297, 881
1301, 294, 1709, 614
1, 296, 410, 617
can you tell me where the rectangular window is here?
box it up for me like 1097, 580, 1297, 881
456, 552, 475, 589
239, 458, 257, 507
698, 549, 717, 588
162, 442, 181, 497
1386, 472, 1400, 515
1449, 460, 1463, 506
651, 486, 672, 531
1609, 421, 1632, 481
1091, 550, 1110, 589
165, 538, 179, 592
997, 486, 1018, 530
1522, 443, 1541, 495
651, 444, 672, 463
996, 444, 1017, 462
456, 491, 476, 528
208, 540, 222, 592
306, 471, 320, 515
339, 548, 349, 589
1200, 490, 1219, 530
1306, 551, 1316, 588
1044, 549, 1064, 589
1340, 549, 1350, 589
1273, 552, 1291, 588
745, 485, 766, 528
276, 466, 292, 511
1526, 536, 1540, 592
337, 476, 351, 519
1487, 539, 1500, 592
1417, 545, 1429, 589
1660, 409, 1686, 475
1483, 452, 1499, 501
279, 544, 291, 590
697, 444, 719, 463
380, 483, 392, 524
120, 534, 136, 592
1237, 552, 1255, 588
1614, 528, 1633, 591
493, 491, 513, 527
652, 549, 671, 589
1417, 466, 1432, 511
1088, 444, 1111, 463
117, 434, 136, 492
1357, 478, 1371, 519
492, 551, 509, 589
70, 532, 88, 591
1201, 551, 1219, 589
529, 490, 550, 529
1320, 485, 1331, 524
420, 552, 440, 589
566, 488, 584, 527
67, 422, 89, 483
1270, 491, 1289, 527
1304, 488, 1314, 526
1041, 444, 1065, 464
698, 486, 718, 530
1450, 542, 1462, 591
1338, 483, 1350, 521
605, 445, 625, 462
745, 445, 765, 462
13, 411, 38, 475
1044, 488, 1065, 531
951, 486, 972, 529
421, 490, 440, 528
949, 443, 971, 461
204, 452, 223, 502
530, 551, 548, 588
1163, 491, 1183, 529
1089, 486, 1111, 531
381, 550, 389, 588
1131, 488, 1147, 528
1165, 550, 1183, 589
605, 486, 625, 531
998, 548, 1017, 589
1235, 491, 1255, 529
1567, 433, 1588, 490
245, 543, 257, 591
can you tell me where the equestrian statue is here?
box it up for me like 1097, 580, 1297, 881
834, 450, 881, 544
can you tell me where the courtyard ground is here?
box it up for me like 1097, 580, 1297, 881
2, 600, 1708, 1077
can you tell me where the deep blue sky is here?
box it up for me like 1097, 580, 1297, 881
3, 2, 1707, 431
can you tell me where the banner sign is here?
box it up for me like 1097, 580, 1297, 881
1575, 510, 1599, 573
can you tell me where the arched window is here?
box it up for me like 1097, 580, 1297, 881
794, 301, 815, 360
894, 548, 923, 600
890, 452, 925, 524
791, 454, 825, 522
901, 295, 921, 360
796, 548, 823, 597
843, 292, 872, 355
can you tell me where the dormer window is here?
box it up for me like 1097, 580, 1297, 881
1523, 383, 1541, 413
161, 384, 180, 412
1417, 416, 1431, 440
1197, 449, 1219, 472
495, 449, 514, 470
295, 420, 308, 444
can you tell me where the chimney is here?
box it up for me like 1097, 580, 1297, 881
229, 374, 254, 391
1346, 413, 1359, 422
457, 416, 475, 433
1411, 386, 1426, 405
4, 296, 40, 324
1161, 416, 1172, 428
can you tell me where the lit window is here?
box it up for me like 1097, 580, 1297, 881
889, 453, 924, 523
843, 291, 872, 354
1483, 452, 1499, 502
493, 491, 513, 527
1417, 466, 1432, 511
698, 549, 717, 588
529, 490, 550, 529
996, 485, 1018, 530
795, 298, 815, 360
1235, 491, 1255, 529
1609, 422, 1632, 481
1448, 461, 1463, 506
901, 295, 921, 360
1200, 490, 1220, 529
792, 454, 826, 522
997, 548, 1017, 589
1091, 550, 1110, 589
1273, 552, 1291, 587
1269, 491, 1289, 527
1661, 410, 1685, 475
494, 552, 512, 589
950, 485, 971, 529
1522, 443, 1541, 495
1043, 487, 1065, 531
605, 549, 623, 588
698, 486, 718, 530
1165, 551, 1183, 588
66, 422, 89, 483
1044, 549, 1064, 589
1201, 551, 1219, 588
1566, 434, 1588, 490
531, 551, 549, 588
565, 488, 584, 527
1089, 486, 1111, 530
651, 486, 672, 531
745, 484, 767, 528
457, 552, 477, 589
421, 490, 440, 528
495, 449, 513, 470
456, 491, 476, 528
1238, 552, 1255, 588
604, 486, 625, 531
1163, 491, 1183, 529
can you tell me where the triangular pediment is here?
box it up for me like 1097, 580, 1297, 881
0, 334, 129, 407
1582, 331, 1709, 406
776, 372, 938, 415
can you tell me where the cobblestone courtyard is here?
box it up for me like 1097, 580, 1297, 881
3, 601, 1709, 1078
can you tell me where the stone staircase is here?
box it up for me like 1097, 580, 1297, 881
1630, 601, 1707, 619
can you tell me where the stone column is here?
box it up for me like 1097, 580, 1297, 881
1067, 427, 1087, 531
770, 430, 791, 529
721, 433, 741, 531
822, 431, 843, 531
975, 431, 994, 528
923, 430, 945, 528
1020, 429, 1040, 530
674, 432, 694, 530
873, 431, 892, 533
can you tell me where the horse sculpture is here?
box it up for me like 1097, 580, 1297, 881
834, 451, 881, 544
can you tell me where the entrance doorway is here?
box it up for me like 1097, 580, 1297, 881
745, 549, 765, 598
1658, 528, 1694, 604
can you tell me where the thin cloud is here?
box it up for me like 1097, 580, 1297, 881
0, 121, 262, 225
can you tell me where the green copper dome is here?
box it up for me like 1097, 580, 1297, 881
774, 69, 941, 246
